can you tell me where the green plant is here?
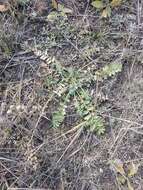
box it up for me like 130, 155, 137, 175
48, 0, 73, 23
91, 0, 123, 17
110, 159, 139, 190
74, 89, 105, 135
52, 103, 66, 128
22, 34, 122, 135
48, 64, 103, 134
51, 60, 122, 134
96, 62, 122, 80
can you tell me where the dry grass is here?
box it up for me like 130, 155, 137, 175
0, 0, 143, 190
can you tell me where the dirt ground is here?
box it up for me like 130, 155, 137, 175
0, 0, 143, 190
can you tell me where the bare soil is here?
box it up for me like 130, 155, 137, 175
0, 0, 143, 190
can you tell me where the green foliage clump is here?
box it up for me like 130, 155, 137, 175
52, 103, 66, 128
23, 38, 122, 136
97, 62, 122, 80
91, 0, 123, 17
74, 90, 105, 135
